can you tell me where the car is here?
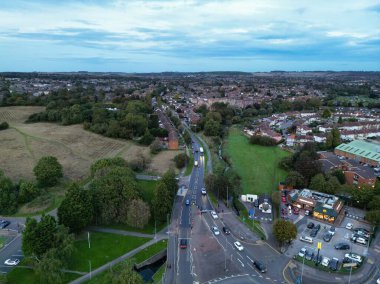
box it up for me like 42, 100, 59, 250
305, 250, 314, 261
293, 208, 299, 215
194, 161, 199, 167
234, 241, 244, 251
4, 259, 20, 266
377, 278, 380, 284
310, 229, 318, 238
212, 226, 220, 236
345, 223, 353, 230
180, 239, 187, 249
185, 199, 190, 206
307, 222, 315, 229
323, 233, 333, 242
321, 257, 330, 267
328, 226, 336, 236
300, 235, 313, 244
252, 260, 267, 273
354, 228, 370, 239
298, 248, 307, 258
329, 257, 339, 271
201, 188, 207, 195
334, 243, 350, 250
352, 236, 367, 245
344, 253, 363, 263
210, 211, 218, 219
314, 224, 321, 231
313, 254, 323, 264
0, 220, 10, 229
281, 196, 286, 203
305, 210, 312, 216
254, 199, 259, 207
222, 226, 231, 234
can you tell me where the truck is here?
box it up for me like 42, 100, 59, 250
199, 147, 204, 155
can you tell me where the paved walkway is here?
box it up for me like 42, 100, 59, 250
87, 226, 168, 239
69, 235, 167, 284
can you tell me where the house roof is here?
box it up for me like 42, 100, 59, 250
335, 140, 380, 162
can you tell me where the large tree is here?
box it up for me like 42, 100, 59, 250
0, 170, 17, 214
273, 220, 297, 246
153, 181, 172, 223
58, 183, 94, 233
33, 156, 63, 187
126, 199, 151, 229
18, 180, 40, 204
365, 210, 380, 226
285, 171, 305, 188
104, 262, 143, 284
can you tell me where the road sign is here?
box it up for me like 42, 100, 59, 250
317, 242, 322, 250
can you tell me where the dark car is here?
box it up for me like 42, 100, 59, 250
307, 222, 315, 229
305, 250, 314, 261
329, 257, 339, 271
293, 208, 299, 215
223, 226, 231, 235
180, 239, 187, 249
0, 220, 10, 229
254, 199, 259, 207
310, 229, 318, 237
252, 260, 267, 273
313, 254, 323, 264
323, 233, 333, 242
315, 224, 321, 231
334, 243, 350, 250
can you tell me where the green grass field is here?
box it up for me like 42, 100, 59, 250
67, 231, 150, 272
137, 180, 158, 205
6, 268, 78, 284
226, 127, 290, 195
0, 236, 6, 249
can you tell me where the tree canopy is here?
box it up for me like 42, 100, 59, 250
33, 156, 63, 187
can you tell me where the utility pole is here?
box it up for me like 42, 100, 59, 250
88, 231, 91, 249
348, 265, 352, 284
300, 253, 305, 283
224, 235, 227, 271
227, 186, 229, 208
154, 219, 157, 239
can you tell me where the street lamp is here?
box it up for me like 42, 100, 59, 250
300, 252, 306, 283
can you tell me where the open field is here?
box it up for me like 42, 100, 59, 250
0, 106, 182, 181
68, 231, 150, 272
225, 127, 290, 195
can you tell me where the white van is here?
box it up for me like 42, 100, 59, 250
194, 161, 198, 167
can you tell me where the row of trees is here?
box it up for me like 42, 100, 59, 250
249, 135, 278, 146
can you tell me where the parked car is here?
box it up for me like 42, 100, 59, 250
281, 196, 286, 203
300, 235, 313, 244
293, 207, 299, 215
180, 239, 187, 249
344, 253, 363, 263
310, 229, 318, 238
307, 222, 315, 229
323, 233, 333, 242
334, 243, 350, 250
314, 224, 321, 231
345, 223, 353, 230
252, 260, 267, 273
234, 241, 244, 251
305, 250, 314, 261
354, 228, 370, 239
212, 226, 220, 236
222, 226, 231, 235
351, 234, 368, 245
210, 211, 218, 219
254, 199, 259, 207
0, 220, 10, 229
305, 210, 312, 216
4, 259, 20, 266
321, 257, 330, 267
328, 226, 336, 236
313, 254, 323, 264
298, 248, 307, 258
329, 257, 339, 271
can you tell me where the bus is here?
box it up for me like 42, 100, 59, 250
199, 147, 204, 155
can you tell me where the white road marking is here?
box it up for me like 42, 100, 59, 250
237, 258, 245, 267
246, 255, 253, 262
237, 252, 243, 258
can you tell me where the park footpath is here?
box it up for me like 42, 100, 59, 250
69, 227, 168, 284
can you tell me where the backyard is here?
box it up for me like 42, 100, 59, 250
225, 127, 290, 195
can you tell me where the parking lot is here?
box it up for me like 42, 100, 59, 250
285, 215, 372, 269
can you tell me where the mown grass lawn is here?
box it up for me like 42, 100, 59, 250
7, 268, 78, 284
226, 127, 290, 195
137, 180, 158, 205
67, 231, 150, 272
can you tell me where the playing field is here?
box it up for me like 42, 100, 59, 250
0, 106, 182, 181
225, 127, 290, 195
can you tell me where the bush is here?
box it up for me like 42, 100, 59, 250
150, 139, 162, 154
33, 156, 63, 187
0, 121, 9, 130
249, 135, 277, 146
18, 181, 41, 204
174, 153, 188, 169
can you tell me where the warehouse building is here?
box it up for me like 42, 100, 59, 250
334, 140, 380, 167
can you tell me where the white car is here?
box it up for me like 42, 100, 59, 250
346, 223, 353, 230
211, 211, 218, 219
376, 278, 380, 284
234, 241, 244, 251
4, 258, 20, 266
321, 257, 330, 267
345, 253, 363, 263
299, 235, 313, 244
212, 226, 220, 236
201, 188, 207, 195
298, 248, 307, 258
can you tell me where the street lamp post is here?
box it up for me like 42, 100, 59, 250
348, 265, 352, 284
300, 253, 306, 283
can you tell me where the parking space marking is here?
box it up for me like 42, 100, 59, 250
237, 252, 243, 258
237, 258, 245, 267
246, 255, 253, 262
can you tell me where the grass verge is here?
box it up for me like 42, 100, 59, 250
67, 231, 150, 272
234, 199, 266, 240
6, 268, 79, 284
294, 255, 363, 274
225, 127, 290, 195
184, 155, 194, 176
0, 236, 6, 249
152, 261, 166, 283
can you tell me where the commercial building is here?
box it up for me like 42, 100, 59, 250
334, 140, 380, 167
289, 189, 344, 223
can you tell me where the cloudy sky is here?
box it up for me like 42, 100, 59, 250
1, 0, 380, 72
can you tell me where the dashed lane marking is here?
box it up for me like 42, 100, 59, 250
237, 258, 245, 267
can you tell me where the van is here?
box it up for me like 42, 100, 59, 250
194, 161, 198, 167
